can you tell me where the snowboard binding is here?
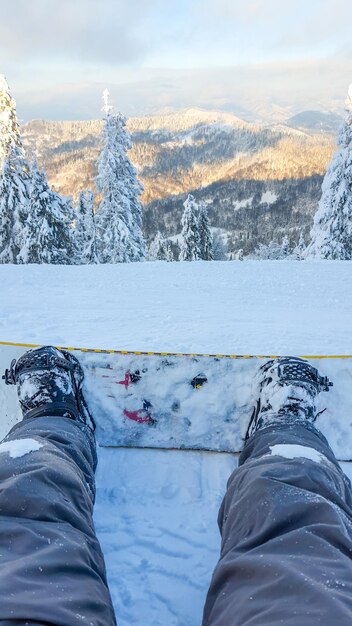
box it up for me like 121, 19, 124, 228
3, 346, 96, 430
245, 356, 333, 440
258, 357, 332, 393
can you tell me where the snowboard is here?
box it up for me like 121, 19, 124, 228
1, 341, 352, 459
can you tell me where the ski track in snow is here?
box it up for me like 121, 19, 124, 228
1, 261, 352, 625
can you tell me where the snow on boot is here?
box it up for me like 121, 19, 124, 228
3, 346, 95, 430
245, 357, 332, 440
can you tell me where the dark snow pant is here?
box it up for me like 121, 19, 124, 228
0, 415, 116, 626
203, 422, 352, 625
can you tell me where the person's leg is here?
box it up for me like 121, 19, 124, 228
203, 358, 352, 626
0, 347, 116, 625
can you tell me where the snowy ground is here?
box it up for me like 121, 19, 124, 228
1, 260, 352, 355
1, 260, 352, 625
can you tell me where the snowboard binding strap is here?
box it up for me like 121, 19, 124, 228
260, 357, 333, 394
3, 349, 77, 386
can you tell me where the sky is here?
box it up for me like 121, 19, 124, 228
1, 0, 352, 121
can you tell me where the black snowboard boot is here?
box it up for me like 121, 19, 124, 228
3, 346, 95, 430
245, 356, 332, 440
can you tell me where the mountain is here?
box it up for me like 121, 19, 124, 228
286, 111, 343, 134
21, 108, 337, 256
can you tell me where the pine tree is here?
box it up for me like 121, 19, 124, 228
0, 77, 30, 262
0, 75, 22, 165
0, 157, 15, 263
75, 190, 97, 263
0, 146, 29, 263
18, 158, 74, 264
95, 89, 145, 263
306, 84, 352, 259
212, 229, 228, 260
165, 239, 175, 261
198, 202, 214, 260
237, 249, 244, 261
148, 231, 173, 261
180, 195, 201, 261
254, 240, 283, 260
293, 233, 306, 260
281, 235, 291, 258
173, 240, 181, 262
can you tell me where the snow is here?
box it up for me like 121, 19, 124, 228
1, 260, 352, 625
260, 190, 278, 205
0, 438, 43, 459
95, 446, 233, 625
268, 444, 327, 464
0, 261, 351, 355
232, 197, 252, 211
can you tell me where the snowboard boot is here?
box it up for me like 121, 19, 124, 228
3, 346, 95, 430
245, 356, 332, 440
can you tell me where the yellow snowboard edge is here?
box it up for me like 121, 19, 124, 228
0, 340, 351, 360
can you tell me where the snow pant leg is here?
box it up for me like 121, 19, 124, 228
203, 422, 352, 626
0, 416, 117, 626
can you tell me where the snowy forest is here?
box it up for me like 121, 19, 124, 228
1, 74, 352, 264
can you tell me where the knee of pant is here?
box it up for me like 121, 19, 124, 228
0, 447, 94, 533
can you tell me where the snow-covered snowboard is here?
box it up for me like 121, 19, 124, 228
1, 342, 352, 459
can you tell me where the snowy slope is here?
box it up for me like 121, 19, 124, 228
1, 260, 352, 355
1, 260, 352, 626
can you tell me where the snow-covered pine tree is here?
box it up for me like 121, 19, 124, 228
75, 190, 97, 263
0, 76, 30, 262
281, 235, 291, 259
0, 75, 22, 165
95, 89, 145, 263
165, 240, 174, 261
180, 195, 201, 261
306, 84, 352, 259
212, 229, 228, 260
18, 158, 75, 264
254, 240, 283, 260
293, 233, 306, 260
0, 156, 16, 262
0, 146, 30, 263
148, 231, 173, 261
172, 240, 181, 262
198, 201, 214, 260
236, 249, 244, 261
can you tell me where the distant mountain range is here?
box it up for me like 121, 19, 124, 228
286, 110, 343, 134
21, 108, 338, 255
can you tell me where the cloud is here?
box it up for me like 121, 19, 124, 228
13, 59, 352, 122
196, 0, 352, 58
0, 0, 158, 64
2, 0, 352, 71
2, 0, 352, 121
